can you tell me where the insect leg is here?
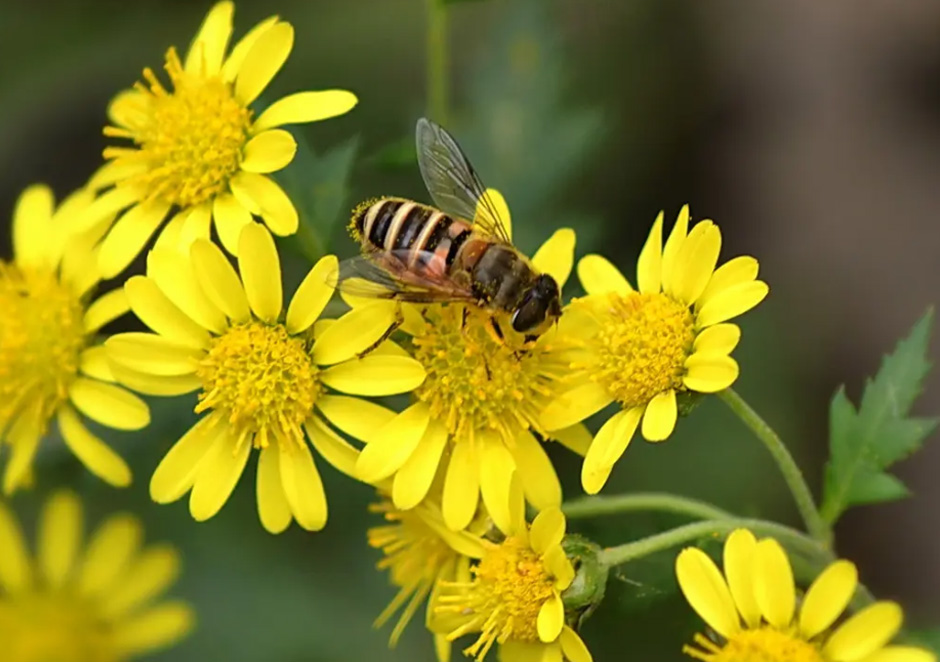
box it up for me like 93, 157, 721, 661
356, 307, 405, 358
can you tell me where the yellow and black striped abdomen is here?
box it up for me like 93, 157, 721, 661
353, 198, 470, 266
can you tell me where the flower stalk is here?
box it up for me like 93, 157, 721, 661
426, 0, 449, 124
562, 493, 734, 522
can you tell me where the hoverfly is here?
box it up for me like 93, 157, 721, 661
336, 117, 562, 345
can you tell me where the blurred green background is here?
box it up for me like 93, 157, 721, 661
1, 0, 938, 659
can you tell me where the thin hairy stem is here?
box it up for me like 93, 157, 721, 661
563, 493, 734, 522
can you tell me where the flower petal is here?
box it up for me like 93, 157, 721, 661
799, 560, 858, 640
235, 22, 294, 104
73, 186, 141, 235
124, 275, 210, 349
509, 430, 561, 510
305, 417, 360, 477
311, 300, 398, 365
640, 389, 677, 442
660, 204, 690, 294
541, 381, 614, 431
693, 323, 741, 355
230, 172, 298, 235
723, 529, 761, 628
824, 602, 904, 662
69, 378, 150, 430
530, 508, 565, 555
537, 592, 565, 642
636, 211, 663, 294
80, 347, 114, 382
77, 513, 141, 597
113, 602, 195, 657
2, 409, 43, 494
189, 426, 250, 521
98, 199, 172, 279
675, 547, 740, 638
149, 416, 219, 504
109, 363, 202, 397
99, 545, 180, 618
319, 355, 426, 397
442, 442, 479, 531
241, 129, 297, 173
190, 239, 251, 323
531, 228, 575, 289
670, 220, 721, 305
38, 491, 82, 589
83, 289, 130, 334
550, 423, 592, 456
559, 626, 593, 662
683, 353, 739, 393
392, 420, 448, 510
212, 194, 254, 255
474, 188, 512, 240
58, 406, 132, 488
859, 647, 937, 662
478, 434, 517, 535
581, 407, 641, 494
286, 255, 338, 334
752, 538, 795, 629
147, 248, 227, 334
13, 184, 55, 266
106, 333, 201, 376
315, 395, 396, 443
577, 254, 632, 296
256, 444, 292, 534
221, 15, 279, 81
237, 222, 282, 322
0, 501, 32, 591
184, 0, 233, 76
278, 438, 327, 531
252, 90, 358, 131
356, 403, 430, 483
697, 256, 760, 308
696, 280, 769, 328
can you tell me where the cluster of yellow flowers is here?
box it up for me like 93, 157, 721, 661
0, 4, 933, 662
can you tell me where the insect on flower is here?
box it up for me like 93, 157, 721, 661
336, 118, 563, 347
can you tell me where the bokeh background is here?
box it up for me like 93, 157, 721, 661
0, 0, 938, 659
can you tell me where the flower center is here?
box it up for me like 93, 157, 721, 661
0, 264, 85, 429
437, 536, 555, 660
195, 321, 319, 447
411, 306, 565, 444
684, 629, 824, 662
0, 594, 117, 662
589, 292, 695, 408
369, 501, 455, 588
105, 47, 251, 208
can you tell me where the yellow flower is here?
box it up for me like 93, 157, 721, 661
676, 529, 936, 662
541, 206, 769, 494
82, 1, 358, 278
368, 493, 486, 662
0, 185, 149, 494
431, 490, 591, 662
106, 223, 425, 532
353, 190, 580, 532
0, 491, 193, 661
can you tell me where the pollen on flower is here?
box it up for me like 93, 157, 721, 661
589, 292, 695, 408
103, 47, 251, 208
684, 629, 824, 662
195, 321, 319, 447
0, 264, 86, 427
0, 593, 115, 662
411, 306, 563, 444
437, 536, 555, 660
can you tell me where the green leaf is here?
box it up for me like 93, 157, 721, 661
821, 309, 937, 523
364, 135, 416, 170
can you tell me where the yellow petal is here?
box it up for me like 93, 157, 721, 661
38, 491, 82, 589
190, 239, 251, 323
577, 254, 632, 296
683, 353, 739, 393
184, 1, 233, 76
478, 434, 517, 535
697, 256, 760, 309
221, 15, 279, 81
149, 417, 218, 503
58, 406, 132, 488
0, 501, 32, 591
286, 255, 338, 334
392, 420, 448, 510
824, 602, 903, 662
253, 90, 358, 131
696, 280, 769, 328
180, 202, 212, 248
99, 545, 180, 618
69, 378, 150, 430
530, 508, 565, 555
860, 648, 938, 662
212, 194, 254, 255
77, 513, 141, 597
541, 381, 614, 431
474, 188, 513, 240
675, 547, 740, 638
153, 209, 190, 252
640, 389, 678, 442
693, 323, 741, 355
355, 403, 430, 483
109, 363, 202, 397
72, 185, 141, 235
636, 211, 663, 294
124, 276, 210, 349
532, 228, 576, 289
315, 395, 396, 443
235, 22, 294, 105
305, 417, 360, 478
550, 423, 592, 456
509, 430, 561, 510
799, 560, 858, 639
670, 220, 721, 305
84, 289, 130, 333
106, 333, 200, 376
752, 538, 795, 629
189, 426, 250, 521
113, 602, 195, 657
723, 529, 761, 628
241, 129, 297, 173
256, 444, 292, 534
237, 222, 282, 322
581, 407, 641, 494
230, 171, 298, 235
311, 301, 398, 365
537, 592, 565, 642
442, 442, 479, 531
2, 410, 42, 494
278, 438, 327, 531
319, 355, 426, 397
80, 347, 114, 382
13, 184, 55, 266
559, 626, 593, 662
147, 248, 227, 334
98, 199, 172, 279
660, 204, 690, 294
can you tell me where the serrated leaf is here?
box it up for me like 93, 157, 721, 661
821, 309, 937, 523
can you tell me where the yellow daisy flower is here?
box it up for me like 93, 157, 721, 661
82, 1, 358, 278
0, 184, 149, 494
105, 223, 425, 532
352, 191, 580, 532
0, 491, 193, 661
676, 528, 936, 662
541, 205, 769, 494
431, 488, 592, 662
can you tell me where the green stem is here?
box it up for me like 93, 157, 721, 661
597, 518, 824, 568
563, 493, 734, 522
718, 388, 831, 546
426, 0, 449, 124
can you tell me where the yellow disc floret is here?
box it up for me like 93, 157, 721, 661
104, 47, 251, 208
591, 292, 695, 408
0, 594, 116, 662
0, 264, 86, 427
685, 629, 825, 662
195, 321, 319, 447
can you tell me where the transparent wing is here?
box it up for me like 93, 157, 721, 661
415, 117, 511, 242
328, 252, 476, 304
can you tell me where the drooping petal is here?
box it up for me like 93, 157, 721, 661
640, 389, 678, 442
58, 406, 132, 488
234, 22, 294, 105
537, 592, 565, 642
278, 438, 328, 531
509, 430, 561, 510
98, 199, 172, 279
286, 255, 338, 334
237, 222, 282, 322
2, 409, 43, 494
752, 538, 795, 629
541, 382, 614, 432
392, 420, 448, 510
305, 416, 360, 477
319, 355, 426, 397
189, 425, 250, 521
149, 416, 219, 504
550, 423, 592, 456
442, 442, 479, 531
824, 602, 904, 662
683, 353, 739, 393
670, 220, 721, 305
696, 280, 769, 328
531, 228, 576, 288
212, 194, 254, 255
675, 547, 740, 638
69, 378, 150, 430
477, 433, 517, 535
559, 626, 593, 662
230, 172, 298, 235
190, 239, 251, 323
241, 129, 297, 173
256, 444, 292, 534
315, 395, 396, 443
356, 403, 430, 483
581, 407, 642, 495
124, 276, 210, 349
38, 491, 82, 589
252, 90, 359, 131
799, 560, 858, 640
722, 529, 761, 628
636, 211, 663, 294
577, 254, 632, 296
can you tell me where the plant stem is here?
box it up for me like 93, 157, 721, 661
563, 493, 734, 522
718, 388, 831, 546
426, 0, 449, 124
597, 518, 824, 568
